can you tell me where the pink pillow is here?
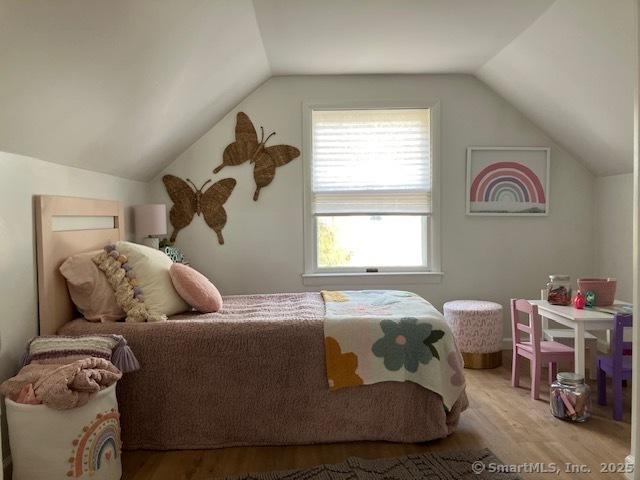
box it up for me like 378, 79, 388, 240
169, 264, 222, 313
60, 251, 125, 322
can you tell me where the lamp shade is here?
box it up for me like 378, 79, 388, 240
133, 204, 167, 237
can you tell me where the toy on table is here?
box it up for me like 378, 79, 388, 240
585, 290, 596, 308
573, 290, 586, 310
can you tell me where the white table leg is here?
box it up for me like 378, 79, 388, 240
540, 290, 549, 331
588, 339, 598, 380
574, 323, 585, 378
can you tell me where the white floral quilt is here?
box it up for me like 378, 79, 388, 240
323, 290, 465, 410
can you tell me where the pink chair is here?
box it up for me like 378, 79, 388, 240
511, 299, 574, 400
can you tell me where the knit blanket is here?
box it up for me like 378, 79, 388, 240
323, 290, 465, 409
0, 357, 122, 409
23, 334, 140, 373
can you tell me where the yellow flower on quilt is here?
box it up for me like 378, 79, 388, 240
322, 291, 348, 302
324, 337, 363, 390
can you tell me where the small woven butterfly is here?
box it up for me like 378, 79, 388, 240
162, 175, 236, 244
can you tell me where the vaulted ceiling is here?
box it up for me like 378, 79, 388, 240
0, 0, 270, 180
0, 0, 633, 180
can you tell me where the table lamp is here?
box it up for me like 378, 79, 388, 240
133, 204, 167, 249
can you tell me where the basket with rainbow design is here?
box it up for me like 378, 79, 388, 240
5, 383, 121, 480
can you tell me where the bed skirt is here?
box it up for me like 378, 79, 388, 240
59, 293, 468, 450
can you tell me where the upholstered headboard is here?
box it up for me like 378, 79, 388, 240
35, 195, 125, 335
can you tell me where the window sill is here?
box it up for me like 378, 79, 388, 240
301, 271, 444, 286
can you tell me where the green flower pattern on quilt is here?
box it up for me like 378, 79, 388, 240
371, 317, 445, 373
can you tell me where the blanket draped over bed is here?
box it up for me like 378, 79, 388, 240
59, 292, 468, 450
323, 290, 465, 410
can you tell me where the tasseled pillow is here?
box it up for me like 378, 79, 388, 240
22, 335, 140, 373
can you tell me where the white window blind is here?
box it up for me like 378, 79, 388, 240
311, 108, 431, 215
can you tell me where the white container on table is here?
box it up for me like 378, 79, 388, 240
5, 383, 121, 480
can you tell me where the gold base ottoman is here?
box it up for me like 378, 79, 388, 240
444, 300, 503, 369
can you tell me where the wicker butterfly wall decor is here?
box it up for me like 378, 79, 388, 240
213, 112, 300, 201
162, 175, 236, 244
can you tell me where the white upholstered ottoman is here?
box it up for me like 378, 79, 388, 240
444, 300, 503, 369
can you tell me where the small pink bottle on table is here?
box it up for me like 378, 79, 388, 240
573, 290, 586, 310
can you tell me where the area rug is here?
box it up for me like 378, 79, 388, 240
224, 448, 521, 479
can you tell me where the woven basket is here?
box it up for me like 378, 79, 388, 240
577, 278, 617, 306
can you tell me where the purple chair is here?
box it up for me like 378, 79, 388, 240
597, 314, 632, 421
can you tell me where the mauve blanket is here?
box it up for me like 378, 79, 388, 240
0, 357, 121, 409
59, 293, 468, 450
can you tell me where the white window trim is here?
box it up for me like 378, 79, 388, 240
301, 99, 442, 285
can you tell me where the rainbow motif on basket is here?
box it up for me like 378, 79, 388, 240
67, 409, 121, 478
469, 161, 546, 213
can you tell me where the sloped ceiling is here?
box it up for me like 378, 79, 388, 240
0, 0, 270, 181
477, 0, 635, 176
0, 0, 634, 179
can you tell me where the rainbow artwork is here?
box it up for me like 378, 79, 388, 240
468, 160, 547, 214
68, 409, 121, 478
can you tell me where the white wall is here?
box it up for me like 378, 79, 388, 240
149, 74, 596, 337
0, 151, 147, 382
0, 151, 147, 466
594, 173, 634, 302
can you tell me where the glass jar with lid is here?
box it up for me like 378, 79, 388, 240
547, 275, 572, 306
550, 372, 591, 422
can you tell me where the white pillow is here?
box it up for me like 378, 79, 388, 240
115, 241, 189, 317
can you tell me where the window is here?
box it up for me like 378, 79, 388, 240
303, 104, 440, 280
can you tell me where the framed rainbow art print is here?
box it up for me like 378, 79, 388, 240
466, 146, 550, 216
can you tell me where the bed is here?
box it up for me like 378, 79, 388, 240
35, 195, 468, 450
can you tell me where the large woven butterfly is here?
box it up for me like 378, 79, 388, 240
162, 175, 236, 245
213, 112, 300, 201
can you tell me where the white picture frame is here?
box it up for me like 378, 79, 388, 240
466, 146, 550, 216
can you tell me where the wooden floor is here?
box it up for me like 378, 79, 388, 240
122, 353, 631, 479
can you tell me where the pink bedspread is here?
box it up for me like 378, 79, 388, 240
59, 293, 467, 450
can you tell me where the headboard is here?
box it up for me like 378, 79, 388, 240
35, 195, 125, 335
